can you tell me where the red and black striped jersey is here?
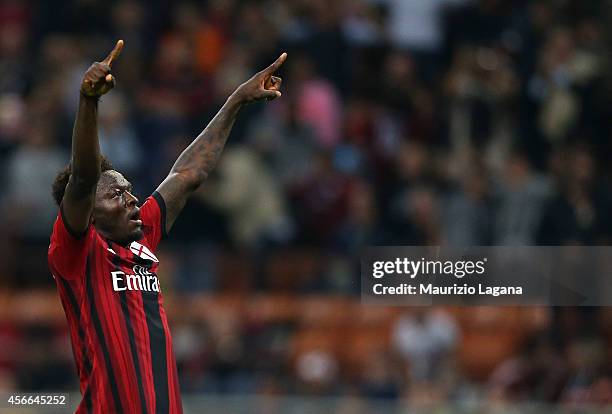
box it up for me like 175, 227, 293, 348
48, 192, 182, 414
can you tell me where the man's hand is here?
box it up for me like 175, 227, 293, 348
232, 52, 287, 104
80, 40, 124, 98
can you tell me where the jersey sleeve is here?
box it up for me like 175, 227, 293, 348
140, 191, 167, 251
48, 205, 94, 280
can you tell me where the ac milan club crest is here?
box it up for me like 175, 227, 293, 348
129, 241, 159, 262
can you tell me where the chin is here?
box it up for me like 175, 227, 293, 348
122, 229, 144, 245
131, 229, 144, 242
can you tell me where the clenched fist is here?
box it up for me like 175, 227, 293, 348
80, 40, 124, 98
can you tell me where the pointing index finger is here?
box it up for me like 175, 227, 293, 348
262, 52, 287, 75
102, 40, 124, 67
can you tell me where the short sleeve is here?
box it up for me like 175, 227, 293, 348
140, 191, 167, 251
48, 205, 94, 280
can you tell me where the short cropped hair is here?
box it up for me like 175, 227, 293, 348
52, 156, 114, 206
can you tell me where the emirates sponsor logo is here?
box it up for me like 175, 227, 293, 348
111, 265, 160, 292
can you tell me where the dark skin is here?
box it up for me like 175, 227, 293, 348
63, 40, 286, 245
92, 170, 142, 245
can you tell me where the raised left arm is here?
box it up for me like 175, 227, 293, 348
155, 52, 286, 233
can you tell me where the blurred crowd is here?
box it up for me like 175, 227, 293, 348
1, 0, 612, 270
0, 0, 612, 409
2, 298, 612, 410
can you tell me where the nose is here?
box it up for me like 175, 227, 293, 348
125, 191, 139, 206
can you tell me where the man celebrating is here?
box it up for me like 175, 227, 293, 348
48, 40, 286, 413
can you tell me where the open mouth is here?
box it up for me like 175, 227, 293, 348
129, 209, 142, 226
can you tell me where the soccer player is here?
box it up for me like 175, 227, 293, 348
48, 40, 285, 414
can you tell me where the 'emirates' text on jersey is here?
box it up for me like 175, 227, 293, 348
48, 192, 182, 414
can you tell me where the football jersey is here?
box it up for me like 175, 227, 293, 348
48, 192, 182, 414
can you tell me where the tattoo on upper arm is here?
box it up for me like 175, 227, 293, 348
193, 135, 223, 178
158, 97, 241, 231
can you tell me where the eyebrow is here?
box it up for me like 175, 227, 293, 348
107, 182, 133, 194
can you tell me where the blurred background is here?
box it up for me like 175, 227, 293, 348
0, 0, 612, 412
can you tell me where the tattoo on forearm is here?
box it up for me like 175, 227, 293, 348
156, 96, 242, 232
171, 97, 241, 182
157, 53, 286, 232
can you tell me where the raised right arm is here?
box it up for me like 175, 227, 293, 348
61, 40, 123, 235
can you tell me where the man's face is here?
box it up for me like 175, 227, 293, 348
92, 170, 143, 245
